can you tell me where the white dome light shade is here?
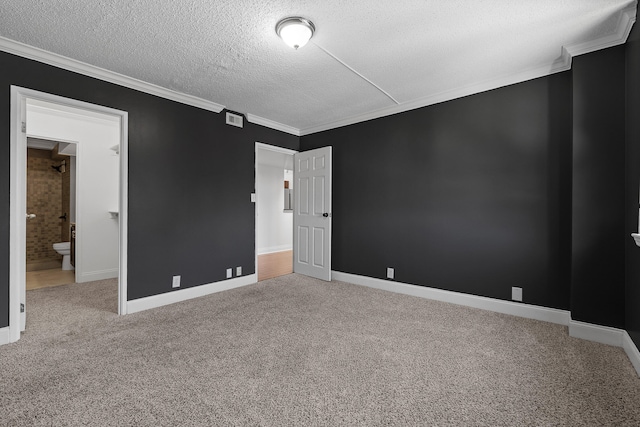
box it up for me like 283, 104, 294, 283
276, 17, 315, 50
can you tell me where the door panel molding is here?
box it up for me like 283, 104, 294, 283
293, 146, 332, 281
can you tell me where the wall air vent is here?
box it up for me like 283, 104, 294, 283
226, 112, 244, 128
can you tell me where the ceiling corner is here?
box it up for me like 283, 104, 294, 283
565, 2, 637, 57
246, 114, 301, 136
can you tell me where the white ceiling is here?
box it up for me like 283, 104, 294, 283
0, 1, 636, 135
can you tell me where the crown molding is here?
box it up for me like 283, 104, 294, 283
246, 114, 301, 136
0, 36, 225, 114
298, 4, 637, 136
298, 58, 571, 136
565, 3, 636, 57
1, 2, 636, 139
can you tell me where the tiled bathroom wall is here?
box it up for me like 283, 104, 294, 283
26, 148, 70, 269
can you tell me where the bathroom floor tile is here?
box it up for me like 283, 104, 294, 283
26, 268, 75, 290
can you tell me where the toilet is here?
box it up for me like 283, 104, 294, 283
53, 242, 73, 271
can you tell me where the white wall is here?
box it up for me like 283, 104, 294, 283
257, 161, 293, 254
26, 99, 120, 282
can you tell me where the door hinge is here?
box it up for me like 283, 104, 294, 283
20, 303, 24, 313
21, 122, 26, 133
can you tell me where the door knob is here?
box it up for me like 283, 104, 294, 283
322, 213, 329, 218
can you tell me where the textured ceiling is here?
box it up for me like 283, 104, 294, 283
0, 0, 636, 135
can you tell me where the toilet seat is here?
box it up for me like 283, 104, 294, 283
53, 242, 70, 252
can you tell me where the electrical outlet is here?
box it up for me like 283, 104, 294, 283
236, 266, 242, 276
172, 275, 181, 288
387, 267, 394, 279
226, 268, 232, 279
512, 287, 523, 302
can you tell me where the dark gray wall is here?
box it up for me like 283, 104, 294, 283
301, 73, 573, 310
571, 47, 626, 328
626, 25, 640, 348
0, 51, 299, 327
0, 38, 638, 339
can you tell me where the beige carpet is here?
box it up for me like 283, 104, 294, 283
1, 274, 639, 426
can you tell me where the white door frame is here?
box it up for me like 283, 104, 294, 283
8, 86, 129, 343
254, 142, 297, 279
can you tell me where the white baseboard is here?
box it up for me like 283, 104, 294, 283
126, 274, 257, 315
257, 245, 293, 255
0, 327, 10, 345
77, 268, 118, 283
332, 271, 640, 377
623, 332, 640, 377
332, 271, 571, 326
568, 320, 625, 347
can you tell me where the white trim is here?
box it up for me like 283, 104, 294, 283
332, 271, 640, 376
126, 274, 257, 314
119, 113, 129, 315
28, 101, 121, 125
623, 332, 640, 377
565, 4, 636, 57
331, 271, 571, 326
299, 58, 572, 136
257, 245, 293, 255
246, 114, 301, 136
26, 134, 78, 150
569, 320, 625, 347
77, 268, 119, 283
255, 142, 298, 156
0, 327, 9, 346
297, 6, 636, 136
9, 87, 25, 341
0, 5, 634, 138
8, 86, 128, 344
0, 37, 224, 114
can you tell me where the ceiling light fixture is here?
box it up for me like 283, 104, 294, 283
276, 17, 315, 50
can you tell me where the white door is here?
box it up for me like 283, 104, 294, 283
293, 146, 332, 281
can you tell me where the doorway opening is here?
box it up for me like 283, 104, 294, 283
9, 86, 129, 343
255, 143, 297, 281
25, 136, 77, 290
